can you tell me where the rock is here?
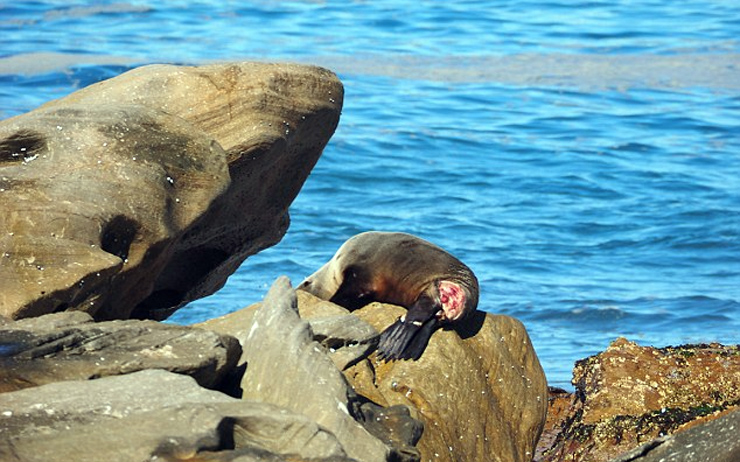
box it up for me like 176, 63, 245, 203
307, 313, 380, 370
538, 338, 740, 462
215, 277, 404, 462
608, 408, 740, 462
0, 62, 343, 321
534, 387, 573, 461
201, 278, 548, 462
0, 311, 240, 393
346, 302, 549, 462
0, 369, 354, 462
0, 103, 229, 320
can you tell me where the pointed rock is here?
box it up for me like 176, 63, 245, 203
237, 277, 392, 462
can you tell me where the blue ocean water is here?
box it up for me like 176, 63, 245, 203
2, 1, 739, 388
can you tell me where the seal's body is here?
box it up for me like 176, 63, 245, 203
298, 231, 479, 360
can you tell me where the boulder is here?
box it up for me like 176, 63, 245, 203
0, 311, 240, 393
346, 302, 548, 462
538, 338, 740, 462
0, 62, 343, 320
202, 277, 411, 462
0, 369, 354, 462
608, 408, 740, 462
202, 279, 548, 462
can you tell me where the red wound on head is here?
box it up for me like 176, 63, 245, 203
438, 281, 466, 321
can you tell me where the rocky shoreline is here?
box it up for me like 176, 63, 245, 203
1, 62, 738, 461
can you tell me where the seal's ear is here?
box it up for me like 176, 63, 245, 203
377, 296, 441, 361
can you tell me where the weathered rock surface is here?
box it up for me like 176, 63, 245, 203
608, 408, 740, 462
203, 279, 548, 462
0, 369, 355, 462
202, 277, 407, 462
0, 310, 240, 393
538, 338, 740, 462
1, 62, 343, 321
347, 302, 548, 462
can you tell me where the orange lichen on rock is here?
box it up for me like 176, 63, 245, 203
538, 338, 740, 462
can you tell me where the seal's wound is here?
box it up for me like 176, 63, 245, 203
298, 231, 479, 361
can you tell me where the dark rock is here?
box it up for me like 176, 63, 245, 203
0, 369, 354, 462
538, 338, 740, 462
0, 62, 343, 321
355, 401, 424, 462
0, 311, 240, 393
534, 387, 574, 461
608, 408, 740, 462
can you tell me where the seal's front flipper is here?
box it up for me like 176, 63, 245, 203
377, 307, 441, 361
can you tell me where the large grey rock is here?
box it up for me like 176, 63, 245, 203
0, 369, 353, 462
0, 62, 343, 321
608, 408, 740, 462
0, 311, 240, 393
226, 277, 409, 462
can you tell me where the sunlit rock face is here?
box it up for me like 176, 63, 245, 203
202, 280, 549, 462
0, 62, 343, 320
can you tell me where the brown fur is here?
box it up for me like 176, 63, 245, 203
298, 231, 479, 360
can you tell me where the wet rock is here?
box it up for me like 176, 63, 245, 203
608, 408, 740, 462
0, 62, 343, 321
538, 338, 740, 462
0, 369, 354, 462
345, 303, 549, 462
0, 311, 240, 393
210, 277, 401, 462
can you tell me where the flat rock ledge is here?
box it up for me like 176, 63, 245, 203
0, 311, 241, 393
0, 370, 353, 462
0, 61, 343, 321
536, 338, 740, 462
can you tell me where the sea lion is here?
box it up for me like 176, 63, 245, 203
298, 231, 479, 361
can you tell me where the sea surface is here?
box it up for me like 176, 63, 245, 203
2, 1, 739, 388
